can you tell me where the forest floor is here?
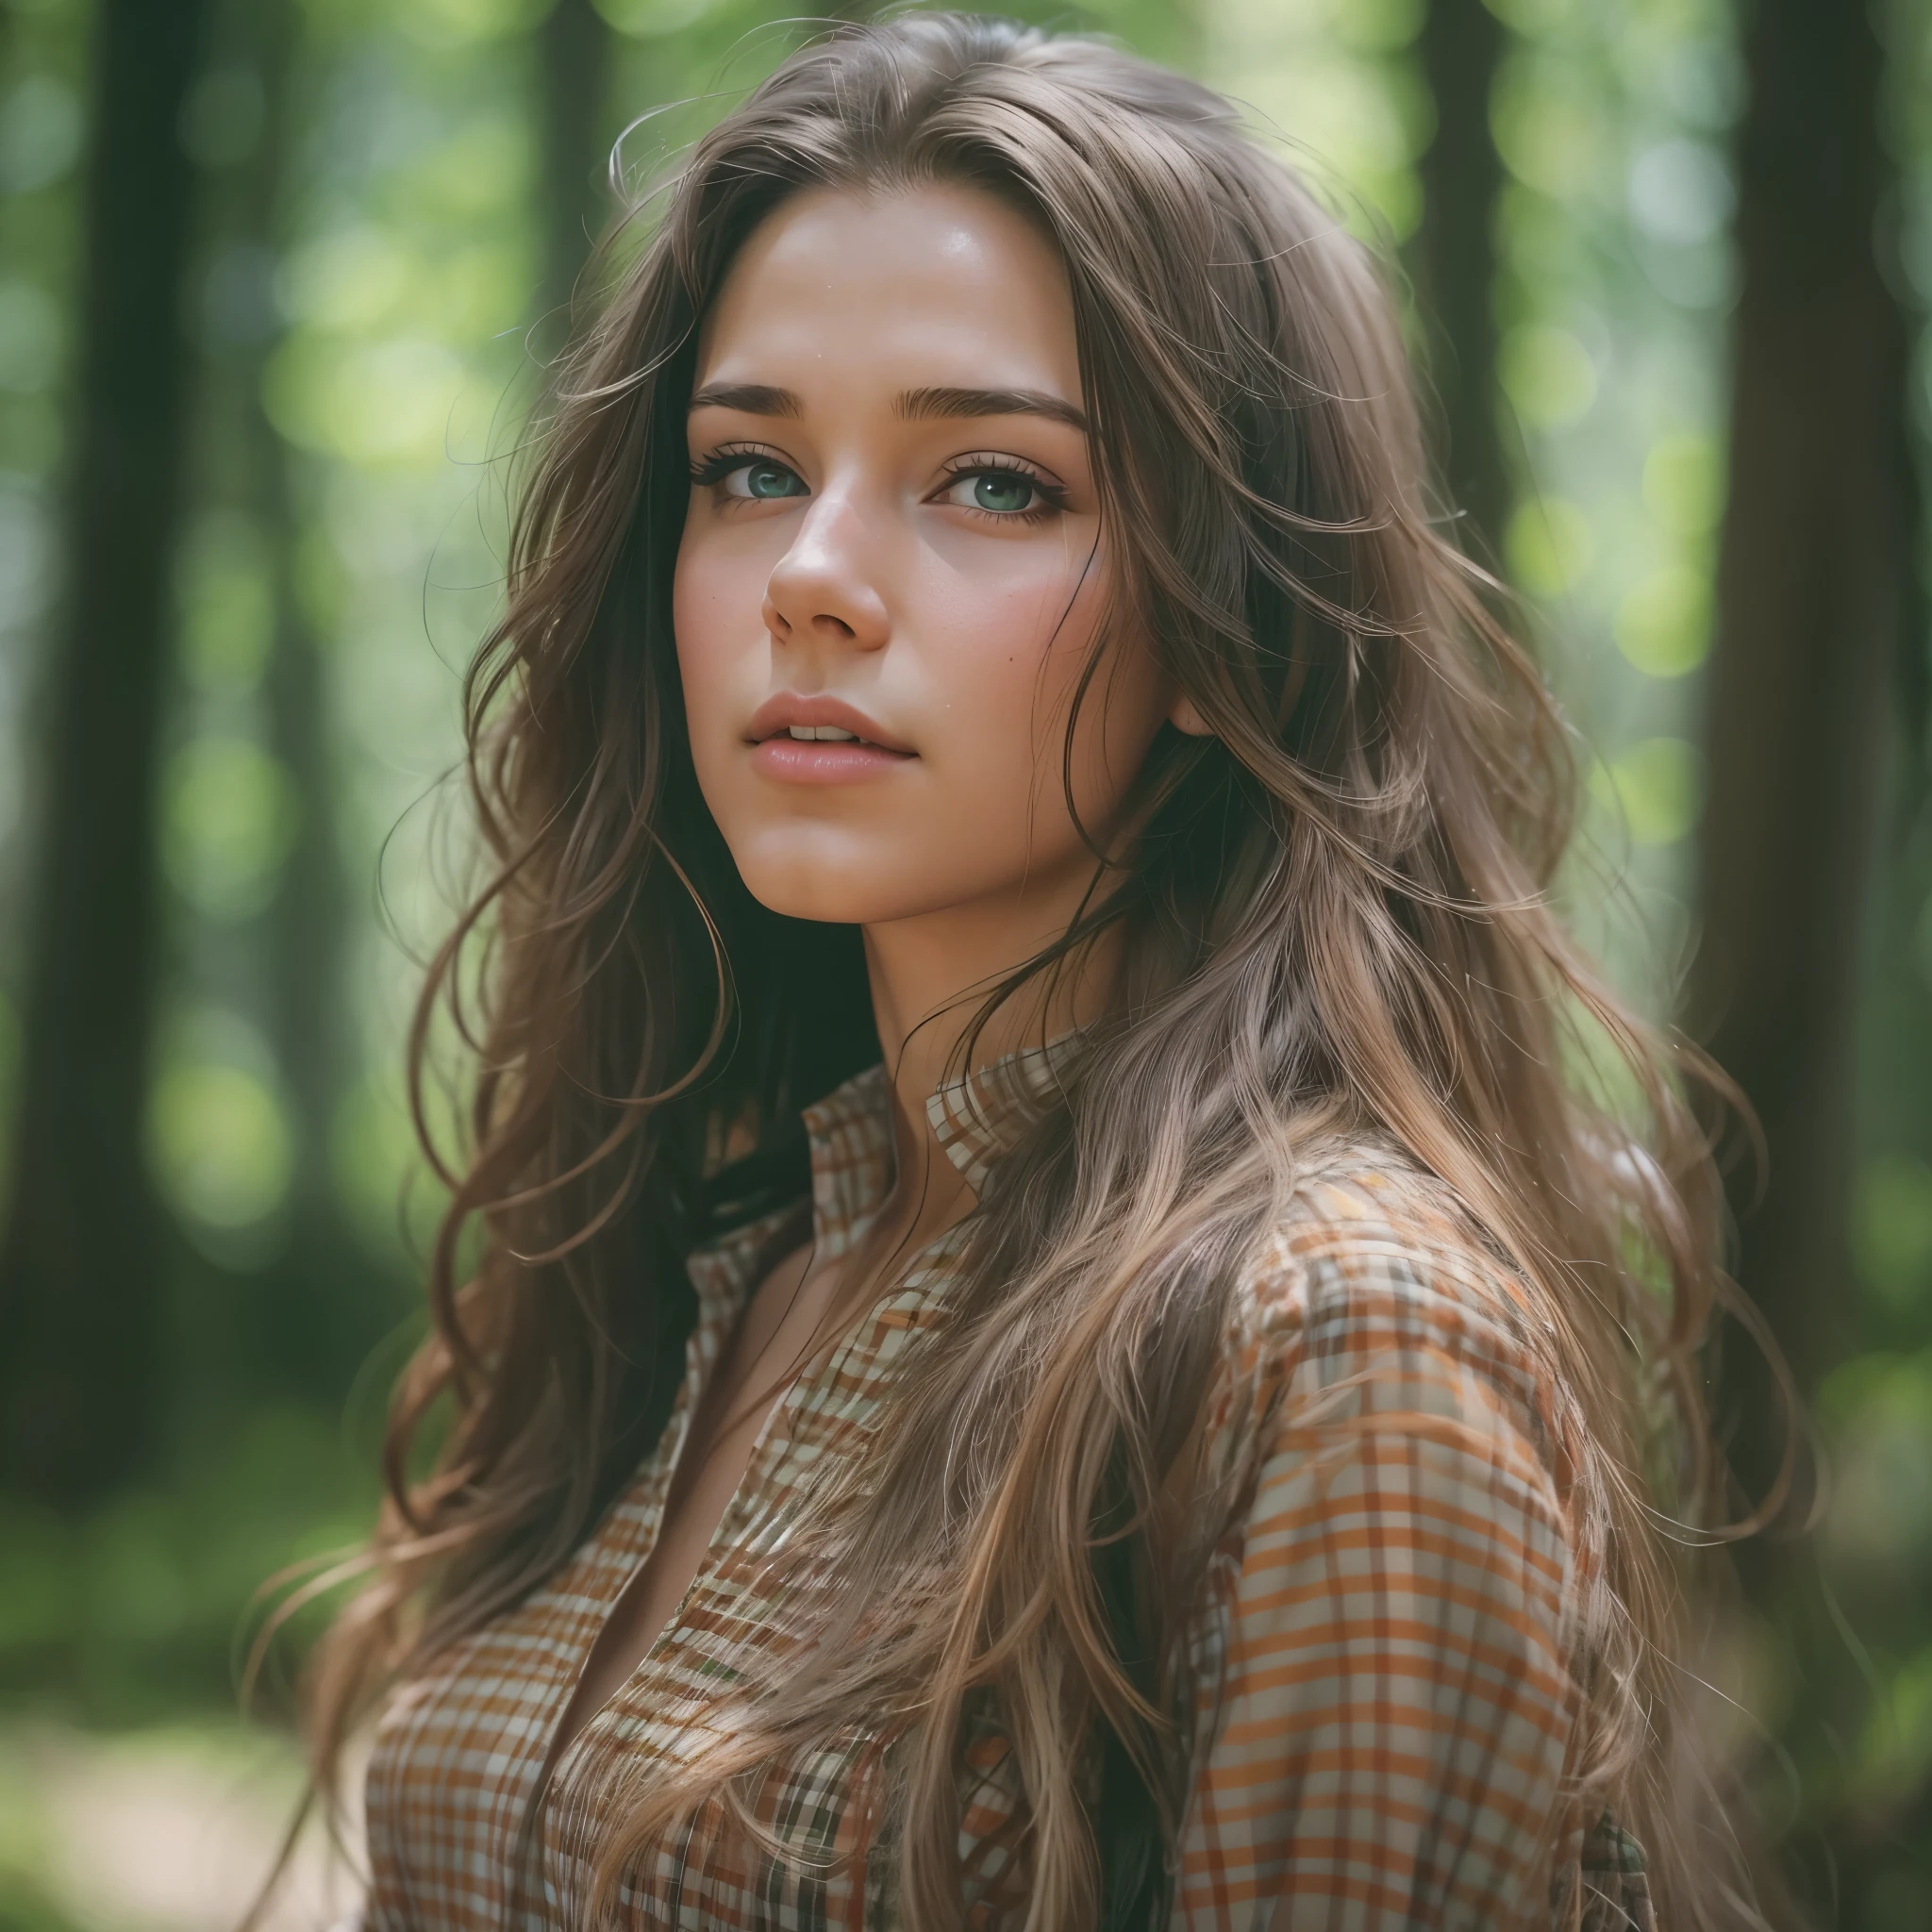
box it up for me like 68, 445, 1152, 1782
0, 1718, 362, 1932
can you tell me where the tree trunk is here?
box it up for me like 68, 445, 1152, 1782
241, 0, 342, 1246
237, 0, 377, 1382
0, 0, 209, 1505
537, 0, 612, 340
1414, 0, 1510, 564
1694, 0, 1916, 1522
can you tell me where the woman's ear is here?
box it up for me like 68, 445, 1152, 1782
1168, 691, 1212, 737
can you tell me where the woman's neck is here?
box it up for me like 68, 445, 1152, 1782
858, 866, 1114, 1259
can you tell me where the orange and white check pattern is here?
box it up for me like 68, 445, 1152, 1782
363, 1051, 1655, 1930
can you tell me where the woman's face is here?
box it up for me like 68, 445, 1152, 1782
675, 183, 1185, 932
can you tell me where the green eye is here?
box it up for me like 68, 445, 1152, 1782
971, 471, 1036, 513
743, 460, 806, 499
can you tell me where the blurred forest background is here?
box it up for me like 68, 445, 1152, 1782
0, 0, 1928, 1924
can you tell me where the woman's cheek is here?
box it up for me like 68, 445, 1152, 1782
927, 578, 1105, 865
673, 541, 754, 766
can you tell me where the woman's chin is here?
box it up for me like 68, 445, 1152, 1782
730, 842, 1015, 929
730, 850, 927, 927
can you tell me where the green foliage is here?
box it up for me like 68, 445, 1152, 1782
0, 1398, 376, 1724
0, 0, 1929, 1921
1856, 1156, 1932, 1310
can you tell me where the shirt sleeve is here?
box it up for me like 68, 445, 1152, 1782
1173, 1232, 1576, 1931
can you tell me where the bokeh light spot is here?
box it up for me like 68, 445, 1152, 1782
148, 1011, 296, 1237
1615, 565, 1710, 677
1499, 323, 1599, 428
1856, 1156, 1932, 1308
1505, 495, 1594, 595
1642, 431, 1724, 533
1592, 737, 1703, 848
162, 737, 301, 923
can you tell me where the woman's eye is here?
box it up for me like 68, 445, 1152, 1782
723, 458, 808, 501
942, 469, 1045, 516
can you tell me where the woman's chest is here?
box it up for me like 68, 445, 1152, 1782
361, 1258, 977, 1932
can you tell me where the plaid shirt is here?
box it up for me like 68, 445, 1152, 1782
364, 1050, 1655, 1931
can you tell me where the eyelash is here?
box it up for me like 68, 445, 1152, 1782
939, 454, 1069, 525
689, 441, 780, 490
688, 443, 1070, 522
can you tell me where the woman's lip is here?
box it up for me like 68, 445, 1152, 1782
744, 692, 913, 755
750, 737, 913, 785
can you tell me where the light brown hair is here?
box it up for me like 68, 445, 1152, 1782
298, 15, 1770, 1926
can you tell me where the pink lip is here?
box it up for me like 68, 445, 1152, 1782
744, 692, 916, 786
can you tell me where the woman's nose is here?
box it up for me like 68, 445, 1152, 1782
762, 494, 890, 653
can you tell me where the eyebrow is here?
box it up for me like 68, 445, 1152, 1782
688, 381, 803, 418
896, 385, 1088, 431
688, 381, 1087, 431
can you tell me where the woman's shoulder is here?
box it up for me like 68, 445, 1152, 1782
1216, 1132, 1565, 1464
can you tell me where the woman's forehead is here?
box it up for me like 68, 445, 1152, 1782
693, 183, 1080, 406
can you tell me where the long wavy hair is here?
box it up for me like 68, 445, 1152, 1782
300, 14, 1772, 1927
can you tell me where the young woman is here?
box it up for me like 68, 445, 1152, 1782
305, 14, 1763, 1928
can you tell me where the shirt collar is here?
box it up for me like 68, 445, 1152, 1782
796, 1033, 1084, 1251
924, 1033, 1084, 1196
